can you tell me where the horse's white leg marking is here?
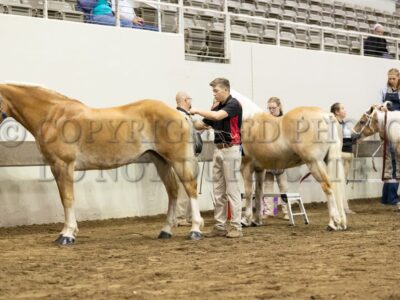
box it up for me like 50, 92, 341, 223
51, 162, 79, 241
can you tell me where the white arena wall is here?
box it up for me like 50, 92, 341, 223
0, 14, 398, 226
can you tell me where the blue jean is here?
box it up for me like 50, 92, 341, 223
382, 145, 399, 205
92, 14, 134, 27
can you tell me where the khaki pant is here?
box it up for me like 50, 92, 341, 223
383, 143, 400, 180
342, 151, 354, 212
342, 152, 353, 181
212, 145, 242, 230
263, 171, 288, 215
175, 181, 191, 221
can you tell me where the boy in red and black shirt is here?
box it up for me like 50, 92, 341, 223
190, 78, 243, 238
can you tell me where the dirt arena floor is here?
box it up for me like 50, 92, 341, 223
0, 198, 400, 300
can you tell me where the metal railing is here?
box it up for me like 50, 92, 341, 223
1, 0, 400, 61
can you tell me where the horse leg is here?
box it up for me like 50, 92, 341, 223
252, 170, 265, 226
150, 154, 179, 239
306, 161, 343, 231
240, 158, 254, 227
171, 158, 203, 240
51, 161, 78, 245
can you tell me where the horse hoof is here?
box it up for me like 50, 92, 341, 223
251, 221, 261, 227
55, 235, 75, 246
158, 231, 172, 239
188, 231, 203, 240
326, 225, 335, 231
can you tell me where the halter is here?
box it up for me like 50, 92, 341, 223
351, 110, 376, 136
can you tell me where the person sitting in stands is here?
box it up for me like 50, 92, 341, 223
364, 23, 389, 58
91, 0, 144, 28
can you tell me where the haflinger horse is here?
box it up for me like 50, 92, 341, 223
232, 91, 347, 231
0, 83, 204, 245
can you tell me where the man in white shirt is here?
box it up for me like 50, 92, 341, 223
112, 0, 144, 26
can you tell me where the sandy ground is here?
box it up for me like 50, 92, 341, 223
0, 199, 400, 300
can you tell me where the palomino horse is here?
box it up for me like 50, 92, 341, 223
0, 83, 203, 245
233, 92, 347, 231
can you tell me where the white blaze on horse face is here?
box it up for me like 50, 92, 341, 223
231, 89, 263, 120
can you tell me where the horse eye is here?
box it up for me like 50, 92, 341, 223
359, 121, 366, 125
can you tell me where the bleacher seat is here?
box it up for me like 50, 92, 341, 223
161, 5, 178, 33
1, 0, 32, 16
228, 0, 240, 13
280, 31, 295, 47
239, 2, 255, 15
321, 15, 334, 27
267, 6, 282, 20
282, 9, 296, 22
346, 19, 358, 31
185, 18, 207, 55
324, 37, 339, 52
254, 0, 268, 17
269, 0, 282, 9
358, 21, 369, 33
308, 13, 322, 26
184, 0, 203, 8
205, 0, 222, 11
295, 32, 308, 49
231, 24, 247, 41
308, 29, 321, 50
246, 27, 261, 43
262, 28, 277, 45
208, 21, 225, 56
140, 6, 158, 28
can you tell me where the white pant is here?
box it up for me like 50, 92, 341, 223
342, 151, 354, 211
263, 171, 288, 215
212, 145, 242, 230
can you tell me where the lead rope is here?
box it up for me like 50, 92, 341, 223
371, 142, 383, 172
382, 110, 388, 181
351, 143, 359, 189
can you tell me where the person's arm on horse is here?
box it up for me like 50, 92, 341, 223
190, 108, 228, 121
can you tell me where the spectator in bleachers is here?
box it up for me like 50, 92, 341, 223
364, 23, 389, 58
90, 0, 144, 28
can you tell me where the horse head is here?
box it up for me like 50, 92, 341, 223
352, 104, 381, 140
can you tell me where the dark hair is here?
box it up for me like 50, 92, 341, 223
209, 78, 230, 91
330, 102, 341, 115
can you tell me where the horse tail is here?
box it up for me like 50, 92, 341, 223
326, 120, 347, 228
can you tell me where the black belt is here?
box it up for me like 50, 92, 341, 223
216, 143, 235, 149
